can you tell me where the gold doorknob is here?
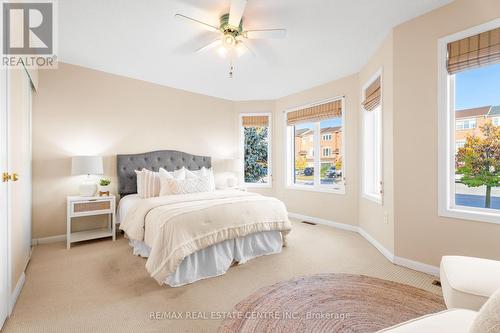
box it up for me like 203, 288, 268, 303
2, 172, 19, 182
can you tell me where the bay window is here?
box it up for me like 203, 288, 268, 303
286, 98, 345, 192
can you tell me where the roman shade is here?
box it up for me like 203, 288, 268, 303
362, 77, 381, 111
242, 115, 269, 127
287, 99, 342, 126
447, 27, 500, 75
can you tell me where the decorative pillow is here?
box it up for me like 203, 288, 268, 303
158, 168, 186, 196
167, 174, 214, 195
190, 167, 216, 191
470, 288, 500, 333
135, 169, 160, 198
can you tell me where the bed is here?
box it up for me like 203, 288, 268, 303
116, 150, 291, 287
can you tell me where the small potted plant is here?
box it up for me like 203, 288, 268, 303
98, 178, 111, 196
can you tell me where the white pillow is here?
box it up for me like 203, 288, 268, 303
470, 288, 500, 333
190, 167, 216, 191
158, 168, 186, 196
134, 169, 160, 198
167, 174, 214, 195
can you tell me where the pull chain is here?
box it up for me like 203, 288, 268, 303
229, 61, 234, 79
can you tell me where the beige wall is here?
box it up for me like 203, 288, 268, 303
274, 74, 359, 226
393, 0, 500, 266
32, 63, 238, 238
358, 31, 395, 253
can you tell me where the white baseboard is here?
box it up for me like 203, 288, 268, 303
357, 227, 395, 263
10, 272, 25, 315
393, 256, 440, 276
288, 212, 358, 232
289, 212, 439, 277
32, 234, 66, 246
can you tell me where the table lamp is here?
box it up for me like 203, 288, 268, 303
71, 156, 103, 196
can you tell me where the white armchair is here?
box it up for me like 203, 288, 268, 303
378, 256, 500, 333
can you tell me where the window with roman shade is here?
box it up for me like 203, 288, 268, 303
240, 114, 271, 186
362, 76, 381, 112
438, 23, 500, 224
285, 98, 345, 192
447, 27, 500, 74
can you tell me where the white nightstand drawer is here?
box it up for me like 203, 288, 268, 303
73, 200, 110, 213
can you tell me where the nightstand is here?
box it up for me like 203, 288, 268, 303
66, 195, 116, 249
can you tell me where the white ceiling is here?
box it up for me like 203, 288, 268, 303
59, 0, 452, 101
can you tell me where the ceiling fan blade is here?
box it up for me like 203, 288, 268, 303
245, 29, 287, 39
228, 0, 247, 27
195, 39, 222, 54
239, 41, 256, 57
175, 14, 219, 33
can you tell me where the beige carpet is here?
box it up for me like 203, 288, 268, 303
219, 273, 445, 333
3, 221, 441, 333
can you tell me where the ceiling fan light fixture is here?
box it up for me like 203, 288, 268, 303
223, 34, 236, 47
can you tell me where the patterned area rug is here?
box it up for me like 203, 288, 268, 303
219, 274, 445, 333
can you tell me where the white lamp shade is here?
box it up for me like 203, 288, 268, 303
71, 156, 103, 175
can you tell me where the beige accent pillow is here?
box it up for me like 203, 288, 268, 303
134, 169, 160, 198
470, 288, 500, 333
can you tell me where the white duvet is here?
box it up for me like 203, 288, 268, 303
119, 190, 291, 284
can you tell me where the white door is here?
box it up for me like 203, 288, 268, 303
0, 67, 9, 329
8, 66, 32, 305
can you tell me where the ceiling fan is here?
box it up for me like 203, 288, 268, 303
175, 0, 287, 77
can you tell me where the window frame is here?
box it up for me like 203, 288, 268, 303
361, 69, 383, 205
239, 112, 272, 188
437, 19, 500, 225
284, 96, 346, 194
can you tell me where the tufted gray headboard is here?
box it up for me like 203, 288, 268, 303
117, 150, 211, 196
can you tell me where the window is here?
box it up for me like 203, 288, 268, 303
240, 114, 271, 187
286, 98, 345, 192
438, 23, 500, 224
456, 118, 476, 130
362, 73, 382, 203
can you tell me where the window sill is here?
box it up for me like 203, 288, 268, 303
244, 183, 272, 189
362, 193, 382, 205
439, 206, 500, 225
285, 185, 345, 195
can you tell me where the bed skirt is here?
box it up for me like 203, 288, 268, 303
128, 231, 283, 287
